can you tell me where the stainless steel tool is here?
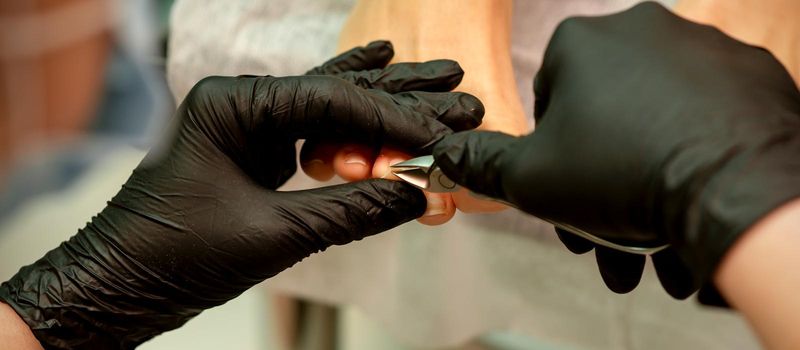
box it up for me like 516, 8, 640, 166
390, 155, 670, 255
390, 155, 460, 193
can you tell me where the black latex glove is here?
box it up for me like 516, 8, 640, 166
433, 2, 800, 299
0, 41, 483, 349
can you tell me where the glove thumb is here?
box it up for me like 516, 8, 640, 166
279, 179, 426, 249
433, 131, 520, 201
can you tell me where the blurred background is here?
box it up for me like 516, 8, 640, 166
0, 0, 172, 218
2, 0, 795, 349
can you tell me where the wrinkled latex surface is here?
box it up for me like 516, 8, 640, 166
434, 2, 800, 299
0, 41, 483, 349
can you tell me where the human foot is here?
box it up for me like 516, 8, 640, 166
302, 0, 528, 224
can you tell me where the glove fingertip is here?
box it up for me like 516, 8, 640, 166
651, 249, 699, 299
595, 247, 646, 294
364, 40, 394, 66
306, 41, 395, 76
357, 179, 428, 223
424, 92, 483, 132
555, 228, 594, 254
460, 94, 485, 128
424, 59, 464, 90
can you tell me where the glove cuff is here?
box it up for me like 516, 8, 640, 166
679, 131, 800, 286
0, 230, 197, 349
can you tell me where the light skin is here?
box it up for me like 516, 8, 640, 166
714, 198, 800, 350
0, 303, 42, 350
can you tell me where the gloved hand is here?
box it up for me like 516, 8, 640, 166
0, 41, 483, 349
433, 2, 800, 298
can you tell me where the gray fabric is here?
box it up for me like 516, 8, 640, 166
167, 0, 758, 348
